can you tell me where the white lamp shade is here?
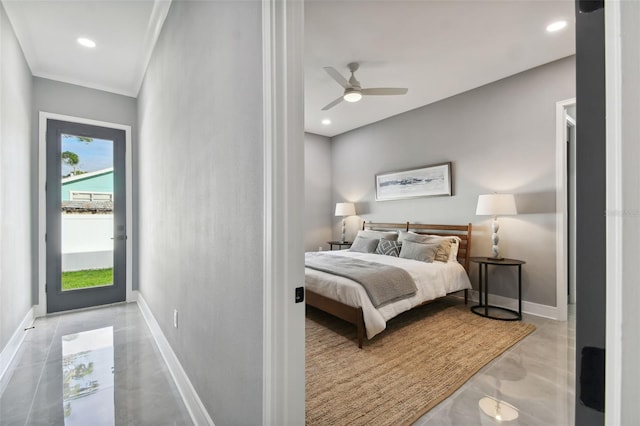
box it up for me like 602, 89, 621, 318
476, 194, 517, 216
335, 202, 356, 217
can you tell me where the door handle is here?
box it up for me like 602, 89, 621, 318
111, 236, 127, 241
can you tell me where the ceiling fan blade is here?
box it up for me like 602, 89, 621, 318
362, 88, 408, 96
321, 96, 345, 111
324, 67, 351, 89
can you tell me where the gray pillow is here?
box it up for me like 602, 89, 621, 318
399, 240, 439, 262
357, 230, 399, 241
375, 240, 402, 257
399, 230, 432, 243
349, 236, 379, 253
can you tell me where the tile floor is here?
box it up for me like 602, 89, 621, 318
1, 302, 574, 425
414, 303, 576, 425
0, 303, 192, 426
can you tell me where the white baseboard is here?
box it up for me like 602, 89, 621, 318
0, 307, 35, 383
136, 294, 214, 426
455, 290, 561, 320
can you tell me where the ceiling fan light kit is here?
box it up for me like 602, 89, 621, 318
343, 89, 362, 102
321, 62, 408, 110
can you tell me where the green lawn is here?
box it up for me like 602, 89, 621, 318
62, 268, 113, 291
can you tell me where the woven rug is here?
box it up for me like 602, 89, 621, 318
306, 298, 536, 426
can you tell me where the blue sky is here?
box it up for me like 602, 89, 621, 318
61, 135, 113, 176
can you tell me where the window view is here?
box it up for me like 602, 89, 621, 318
61, 134, 115, 291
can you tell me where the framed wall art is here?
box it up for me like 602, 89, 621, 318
375, 162, 452, 201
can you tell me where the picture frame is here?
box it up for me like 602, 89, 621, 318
375, 162, 452, 201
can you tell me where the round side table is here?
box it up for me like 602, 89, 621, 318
470, 257, 525, 321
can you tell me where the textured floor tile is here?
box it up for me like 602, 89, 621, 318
0, 302, 192, 426
413, 303, 575, 425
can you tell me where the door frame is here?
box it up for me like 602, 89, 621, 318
261, 0, 305, 424
36, 112, 133, 317
554, 97, 576, 323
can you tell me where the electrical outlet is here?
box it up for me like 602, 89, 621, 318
173, 309, 178, 328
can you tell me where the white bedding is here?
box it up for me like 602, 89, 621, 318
305, 250, 471, 339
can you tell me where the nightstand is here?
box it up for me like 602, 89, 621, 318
470, 257, 525, 321
327, 241, 352, 250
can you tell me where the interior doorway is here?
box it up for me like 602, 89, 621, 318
556, 97, 576, 320
45, 119, 126, 313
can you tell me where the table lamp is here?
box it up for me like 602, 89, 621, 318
476, 194, 517, 259
335, 202, 356, 243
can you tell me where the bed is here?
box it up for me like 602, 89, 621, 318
305, 222, 473, 347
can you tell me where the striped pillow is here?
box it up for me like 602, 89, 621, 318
375, 239, 402, 257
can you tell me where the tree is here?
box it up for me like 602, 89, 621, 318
61, 151, 83, 175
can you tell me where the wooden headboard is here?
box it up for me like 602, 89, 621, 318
362, 221, 473, 273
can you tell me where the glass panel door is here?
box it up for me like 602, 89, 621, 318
47, 120, 126, 313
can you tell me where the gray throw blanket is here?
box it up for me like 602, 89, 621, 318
305, 252, 417, 307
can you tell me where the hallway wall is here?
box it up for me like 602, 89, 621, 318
0, 3, 33, 352
305, 132, 332, 251
137, 1, 264, 424
31, 77, 138, 303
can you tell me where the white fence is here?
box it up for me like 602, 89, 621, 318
61, 214, 113, 272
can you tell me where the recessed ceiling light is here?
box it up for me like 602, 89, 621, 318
321, 118, 331, 125
546, 20, 567, 32
77, 37, 96, 48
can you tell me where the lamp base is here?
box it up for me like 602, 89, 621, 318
488, 256, 505, 261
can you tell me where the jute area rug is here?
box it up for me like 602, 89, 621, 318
306, 298, 535, 426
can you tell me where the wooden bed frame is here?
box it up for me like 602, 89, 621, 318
306, 222, 473, 348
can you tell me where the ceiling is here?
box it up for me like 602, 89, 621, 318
305, 0, 575, 137
3, 0, 574, 134
2, 0, 170, 97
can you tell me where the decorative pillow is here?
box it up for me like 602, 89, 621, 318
399, 240, 439, 262
448, 237, 461, 262
349, 236, 379, 253
399, 231, 451, 262
375, 239, 402, 257
433, 239, 452, 263
357, 230, 399, 241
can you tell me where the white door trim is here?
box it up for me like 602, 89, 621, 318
37, 112, 133, 317
604, 1, 622, 423
261, 0, 305, 425
554, 97, 575, 323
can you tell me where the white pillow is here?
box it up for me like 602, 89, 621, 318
356, 230, 398, 241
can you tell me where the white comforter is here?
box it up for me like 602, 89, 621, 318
305, 250, 471, 339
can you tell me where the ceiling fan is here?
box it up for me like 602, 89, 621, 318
321, 62, 408, 111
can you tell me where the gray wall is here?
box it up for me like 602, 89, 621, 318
331, 56, 575, 307
0, 3, 33, 351
31, 77, 138, 301
136, 1, 263, 424
305, 132, 332, 251
620, 1, 640, 421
